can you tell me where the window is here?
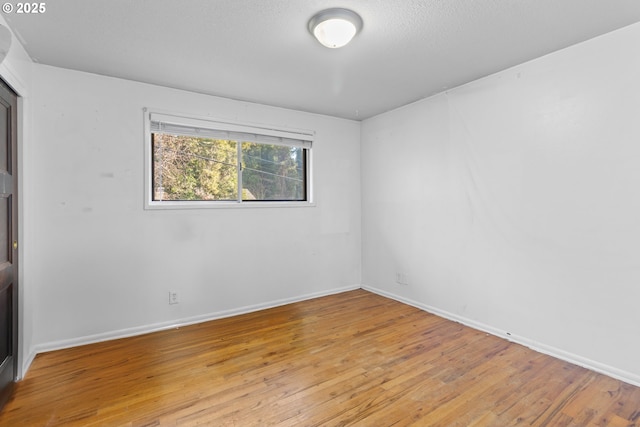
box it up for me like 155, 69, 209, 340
144, 111, 313, 208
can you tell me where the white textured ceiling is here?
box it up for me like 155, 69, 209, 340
5, 0, 640, 120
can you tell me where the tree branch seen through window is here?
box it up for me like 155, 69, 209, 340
152, 134, 307, 202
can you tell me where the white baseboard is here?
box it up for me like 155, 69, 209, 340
24, 284, 640, 389
362, 285, 640, 388
29, 284, 360, 360
18, 349, 37, 381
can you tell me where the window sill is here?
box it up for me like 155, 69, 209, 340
144, 200, 316, 210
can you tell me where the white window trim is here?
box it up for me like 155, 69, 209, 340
143, 108, 315, 210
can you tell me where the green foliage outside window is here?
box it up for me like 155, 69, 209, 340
153, 134, 306, 202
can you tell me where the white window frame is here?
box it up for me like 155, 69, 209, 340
144, 108, 314, 209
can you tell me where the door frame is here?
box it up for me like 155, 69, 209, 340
0, 53, 28, 381
0, 76, 17, 409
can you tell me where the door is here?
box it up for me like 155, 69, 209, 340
0, 78, 17, 410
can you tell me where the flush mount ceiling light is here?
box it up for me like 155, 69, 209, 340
308, 8, 363, 49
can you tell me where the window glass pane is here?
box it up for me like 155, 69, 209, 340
152, 134, 238, 201
241, 142, 306, 201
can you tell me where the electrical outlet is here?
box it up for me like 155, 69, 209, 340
395, 272, 409, 285
169, 291, 179, 305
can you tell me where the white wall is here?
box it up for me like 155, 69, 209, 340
29, 65, 361, 352
361, 22, 640, 385
0, 15, 34, 378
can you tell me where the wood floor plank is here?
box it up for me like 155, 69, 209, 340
0, 289, 639, 426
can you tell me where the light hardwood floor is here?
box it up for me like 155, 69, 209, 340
1, 289, 639, 426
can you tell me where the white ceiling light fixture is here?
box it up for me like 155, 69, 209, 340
308, 8, 363, 49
